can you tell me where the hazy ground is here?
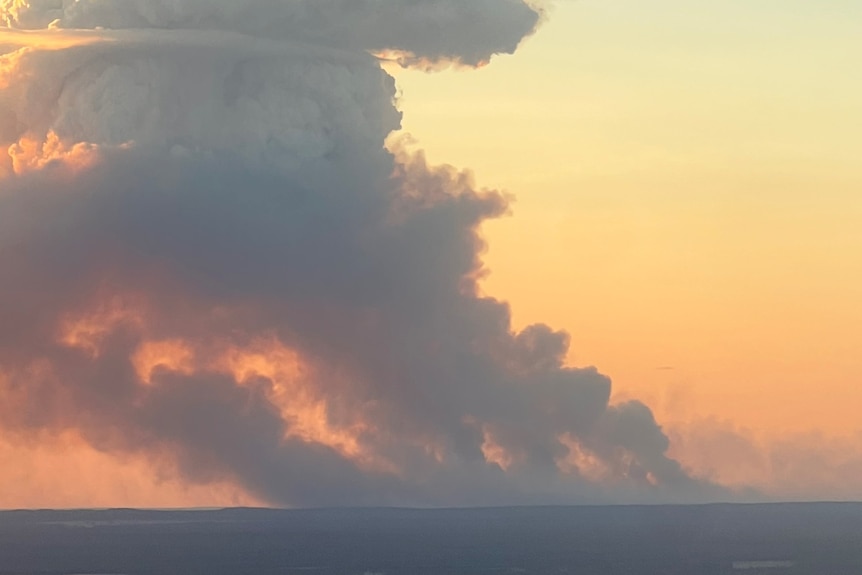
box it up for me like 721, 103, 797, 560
1, 503, 861, 575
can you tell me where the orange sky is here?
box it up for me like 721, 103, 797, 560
0, 431, 259, 509
381, 1, 862, 497
388, 0, 862, 441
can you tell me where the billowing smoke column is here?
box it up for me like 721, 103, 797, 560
0, 0, 713, 506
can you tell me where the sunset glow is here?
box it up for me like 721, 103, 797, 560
2, 0, 861, 508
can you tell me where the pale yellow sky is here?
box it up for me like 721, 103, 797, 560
389, 0, 862, 438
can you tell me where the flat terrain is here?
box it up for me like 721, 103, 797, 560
1, 503, 861, 575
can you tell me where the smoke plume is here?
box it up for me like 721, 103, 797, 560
0, 0, 715, 506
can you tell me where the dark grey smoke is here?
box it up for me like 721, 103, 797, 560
0, 0, 720, 506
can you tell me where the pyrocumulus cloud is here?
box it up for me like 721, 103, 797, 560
0, 0, 717, 506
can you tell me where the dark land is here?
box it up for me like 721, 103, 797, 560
1, 503, 861, 575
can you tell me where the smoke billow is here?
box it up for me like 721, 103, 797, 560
0, 0, 716, 506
